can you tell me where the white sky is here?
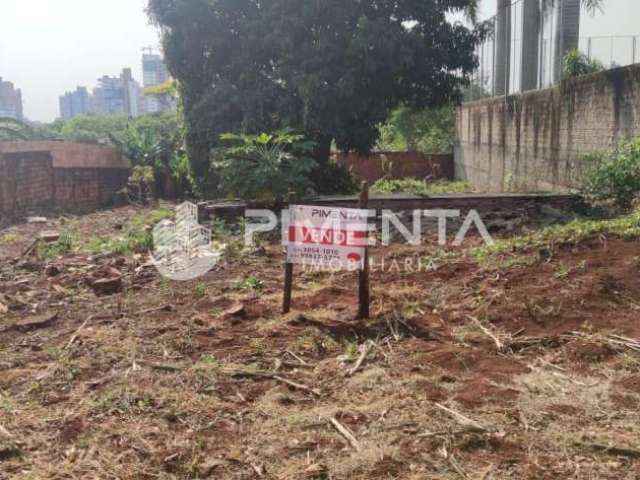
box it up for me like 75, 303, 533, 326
0, 0, 638, 122
0, 0, 160, 122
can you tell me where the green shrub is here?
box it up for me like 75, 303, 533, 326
39, 230, 75, 258
312, 160, 360, 195
377, 106, 455, 154
562, 49, 604, 80
371, 178, 473, 195
582, 138, 640, 209
216, 132, 317, 200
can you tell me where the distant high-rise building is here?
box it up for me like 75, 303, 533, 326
142, 50, 175, 114
0, 77, 24, 121
60, 68, 142, 119
59, 87, 91, 120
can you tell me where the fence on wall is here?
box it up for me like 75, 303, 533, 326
467, 0, 640, 101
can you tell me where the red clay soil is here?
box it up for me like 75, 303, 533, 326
1, 206, 640, 479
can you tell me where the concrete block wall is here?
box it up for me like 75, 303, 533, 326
455, 64, 640, 192
0, 142, 129, 220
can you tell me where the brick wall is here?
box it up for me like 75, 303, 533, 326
455, 64, 640, 192
0, 142, 129, 220
335, 152, 454, 184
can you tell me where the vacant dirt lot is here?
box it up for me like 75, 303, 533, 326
1, 205, 639, 479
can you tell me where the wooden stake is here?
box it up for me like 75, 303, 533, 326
358, 181, 370, 319
283, 192, 296, 314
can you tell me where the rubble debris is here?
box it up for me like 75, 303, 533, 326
44, 264, 61, 277
223, 304, 246, 318
16, 260, 41, 272
38, 231, 60, 243
89, 276, 123, 296
27, 217, 47, 224
15, 312, 59, 331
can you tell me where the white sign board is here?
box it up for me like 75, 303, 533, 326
287, 205, 369, 270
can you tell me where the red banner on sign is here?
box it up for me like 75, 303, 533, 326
289, 226, 366, 246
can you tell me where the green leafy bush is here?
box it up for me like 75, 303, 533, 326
312, 160, 360, 195
377, 106, 455, 154
371, 178, 473, 195
582, 138, 640, 209
562, 49, 604, 80
216, 132, 317, 200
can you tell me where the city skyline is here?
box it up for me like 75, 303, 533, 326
1, 0, 639, 122
0, 0, 160, 122
58, 53, 173, 120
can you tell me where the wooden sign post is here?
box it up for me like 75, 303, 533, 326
282, 182, 371, 318
283, 192, 296, 314
358, 181, 370, 319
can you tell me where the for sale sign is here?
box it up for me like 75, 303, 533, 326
287, 205, 369, 270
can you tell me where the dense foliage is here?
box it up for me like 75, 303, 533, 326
147, 0, 486, 192
582, 138, 640, 210
371, 178, 472, 195
377, 106, 455, 153
216, 132, 317, 200
562, 49, 604, 80
0, 117, 35, 141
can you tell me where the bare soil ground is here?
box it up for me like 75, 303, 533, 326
1, 205, 639, 479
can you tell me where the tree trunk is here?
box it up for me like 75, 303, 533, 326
521, 0, 541, 91
312, 134, 333, 169
495, 0, 512, 95
553, 0, 581, 83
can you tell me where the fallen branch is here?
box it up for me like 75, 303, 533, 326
285, 350, 308, 366
467, 315, 505, 352
139, 361, 182, 372
231, 371, 320, 397
0, 423, 13, 439
346, 341, 374, 377
574, 441, 640, 459
327, 417, 361, 451
65, 317, 92, 350
133, 305, 175, 316
20, 238, 40, 259
417, 428, 490, 438
434, 403, 488, 433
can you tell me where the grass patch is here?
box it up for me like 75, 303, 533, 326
475, 209, 640, 260
0, 233, 18, 244
238, 276, 265, 293
38, 230, 75, 258
371, 177, 473, 195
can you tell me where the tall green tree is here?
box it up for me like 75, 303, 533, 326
147, 0, 486, 192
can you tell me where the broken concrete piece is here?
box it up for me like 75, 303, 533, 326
16, 312, 59, 331
16, 260, 41, 272
39, 231, 60, 243
223, 304, 246, 318
90, 277, 123, 296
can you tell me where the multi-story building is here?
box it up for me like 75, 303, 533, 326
0, 77, 24, 121
142, 51, 175, 114
59, 87, 91, 120
59, 68, 142, 119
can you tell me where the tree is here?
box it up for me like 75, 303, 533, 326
148, 0, 485, 193
0, 117, 35, 141
378, 106, 455, 154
